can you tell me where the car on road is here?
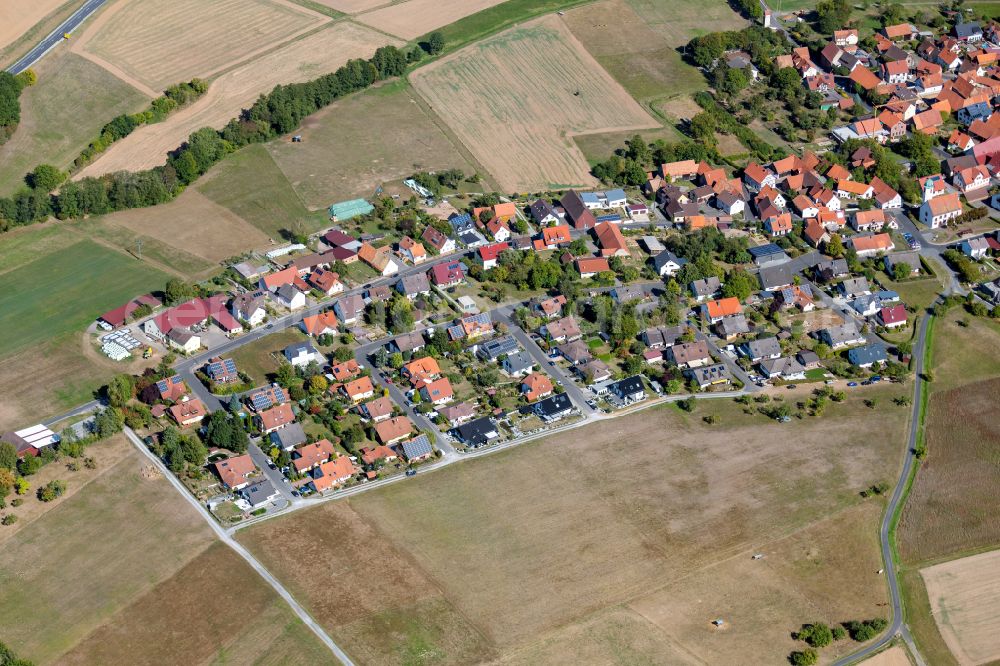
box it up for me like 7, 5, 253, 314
902, 232, 913, 241
870, 375, 882, 382
847, 381, 858, 387
266, 323, 274, 329
786, 384, 797, 389
405, 468, 416, 477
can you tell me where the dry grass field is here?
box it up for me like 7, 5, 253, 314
921, 549, 1000, 665
861, 646, 913, 666
0, 0, 67, 50
80, 0, 327, 91
77, 21, 398, 177
0, 48, 148, 195
0, 445, 214, 663
356, 0, 510, 39
242, 385, 909, 662
267, 79, 476, 208
0, 434, 131, 545
96, 189, 272, 264
627, 0, 748, 46
59, 543, 335, 665
411, 15, 657, 192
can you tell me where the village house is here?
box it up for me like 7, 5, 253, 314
429, 260, 466, 287
374, 416, 415, 445
850, 233, 895, 258
214, 455, 257, 490
230, 291, 266, 327
879, 305, 908, 329
418, 377, 454, 405
576, 256, 610, 279
310, 456, 358, 492
668, 340, 712, 369
308, 268, 344, 297
269, 422, 306, 451
919, 192, 962, 228
274, 284, 306, 311
284, 341, 324, 368
291, 439, 336, 474
300, 311, 339, 337
541, 315, 582, 343
521, 372, 554, 402
256, 403, 295, 434
387, 331, 425, 355
819, 323, 866, 349
421, 225, 456, 255
168, 397, 207, 427
333, 293, 366, 325
359, 395, 394, 422
848, 343, 888, 368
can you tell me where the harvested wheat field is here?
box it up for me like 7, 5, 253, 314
59, 543, 335, 665
0, 445, 214, 663
0, 0, 65, 50
80, 0, 327, 91
242, 387, 908, 662
77, 22, 399, 177
861, 646, 913, 666
97, 189, 271, 263
921, 549, 1000, 665
356, 0, 509, 40
411, 15, 657, 192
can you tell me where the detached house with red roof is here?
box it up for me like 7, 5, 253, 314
953, 165, 991, 193
418, 377, 454, 405
702, 297, 742, 324
743, 162, 776, 192
310, 456, 358, 493
476, 242, 509, 270
214, 454, 257, 490
878, 305, 908, 329
429, 261, 466, 287
256, 403, 295, 434
521, 373, 553, 402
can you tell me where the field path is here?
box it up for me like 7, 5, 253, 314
75, 22, 399, 177
122, 426, 356, 665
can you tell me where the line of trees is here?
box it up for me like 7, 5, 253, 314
0, 39, 432, 232
74, 78, 209, 170
0, 69, 36, 145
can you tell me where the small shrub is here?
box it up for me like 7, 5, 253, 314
831, 626, 846, 641
1, 514, 16, 526
11, 498, 23, 507
789, 648, 818, 666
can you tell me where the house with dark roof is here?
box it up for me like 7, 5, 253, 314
560, 191, 598, 229
532, 393, 574, 422
387, 332, 425, 354
401, 434, 434, 462
611, 376, 645, 402
685, 363, 732, 388
740, 336, 782, 362
690, 276, 722, 301
396, 273, 431, 300
453, 417, 499, 446
847, 343, 888, 368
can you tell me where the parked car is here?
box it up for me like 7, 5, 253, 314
847, 381, 858, 387
405, 468, 417, 477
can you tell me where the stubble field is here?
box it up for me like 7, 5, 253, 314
356, 0, 511, 39
921, 549, 1000, 666
267, 79, 476, 208
241, 386, 909, 663
0, 0, 68, 51
410, 15, 658, 192
627, 0, 748, 46
80, 0, 328, 92
77, 21, 399, 177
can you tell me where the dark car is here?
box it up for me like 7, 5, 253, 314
847, 381, 858, 387
786, 384, 797, 390
405, 468, 417, 477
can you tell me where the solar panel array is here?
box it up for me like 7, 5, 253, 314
207, 357, 238, 379
101, 330, 141, 360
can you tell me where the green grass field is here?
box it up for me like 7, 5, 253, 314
0, 239, 168, 359
70, 217, 215, 278
198, 144, 328, 240
229, 326, 309, 385
0, 50, 149, 196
